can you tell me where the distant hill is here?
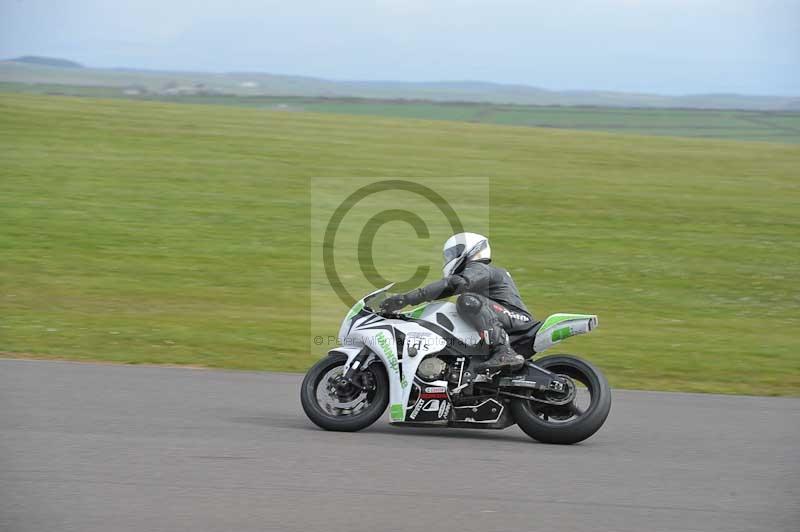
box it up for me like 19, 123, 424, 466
8, 56, 83, 68
1, 58, 798, 111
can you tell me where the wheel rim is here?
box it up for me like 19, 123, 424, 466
528, 364, 596, 425
314, 364, 377, 417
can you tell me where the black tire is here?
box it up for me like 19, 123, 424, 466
300, 354, 389, 432
511, 354, 611, 444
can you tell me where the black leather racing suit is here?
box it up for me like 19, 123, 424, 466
401, 259, 533, 349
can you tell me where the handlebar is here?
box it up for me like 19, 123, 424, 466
371, 308, 408, 320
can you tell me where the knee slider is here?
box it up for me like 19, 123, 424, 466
456, 293, 482, 315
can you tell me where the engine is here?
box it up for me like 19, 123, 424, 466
416, 356, 448, 381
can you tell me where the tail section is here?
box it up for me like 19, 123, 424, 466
533, 313, 598, 353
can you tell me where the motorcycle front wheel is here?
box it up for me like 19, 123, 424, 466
511, 354, 611, 444
300, 354, 389, 432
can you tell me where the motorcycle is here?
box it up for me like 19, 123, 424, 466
301, 284, 611, 444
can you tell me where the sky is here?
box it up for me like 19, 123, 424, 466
1, 0, 798, 96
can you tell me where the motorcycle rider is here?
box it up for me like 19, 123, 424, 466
380, 232, 533, 372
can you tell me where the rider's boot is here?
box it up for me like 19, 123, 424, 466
474, 331, 524, 373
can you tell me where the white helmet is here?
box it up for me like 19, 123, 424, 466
442, 232, 491, 277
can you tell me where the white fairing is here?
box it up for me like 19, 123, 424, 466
341, 316, 448, 422
336, 286, 598, 422
533, 314, 599, 353
337, 286, 474, 423
338, 283, 394, 344
411, 301, 481, 346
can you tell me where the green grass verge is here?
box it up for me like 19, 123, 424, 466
1, 93, 798, 395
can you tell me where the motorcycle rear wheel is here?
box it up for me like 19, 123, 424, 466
301, 354, 389, 432
511, 354, 611, 444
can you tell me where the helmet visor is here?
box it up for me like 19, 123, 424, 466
443, 244, 465, 263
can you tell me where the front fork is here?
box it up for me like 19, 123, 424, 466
338, 347, 372, 392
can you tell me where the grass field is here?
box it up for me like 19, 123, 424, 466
285, 99, 800, 143
3, 82, 799, 143
1, 93, 799, 395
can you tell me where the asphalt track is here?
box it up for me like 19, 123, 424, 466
1, 359, 797, 532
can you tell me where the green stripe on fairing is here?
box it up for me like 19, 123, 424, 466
539, 313, 594, 330
345, 300, 364, 320
551, 327, 572, 342
390, 404, 404, 421
403, 304, 427, 318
